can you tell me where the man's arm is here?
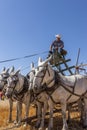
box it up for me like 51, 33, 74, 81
50, 41, 54, 51
60, 41, 64, 48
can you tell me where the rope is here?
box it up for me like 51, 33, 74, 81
0, 51, 48, 63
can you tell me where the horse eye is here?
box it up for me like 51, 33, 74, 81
28, 75, 30, 79
26, 74, 30, 79
40, 70, 44, 73
33, 71, 35, 75
13, 77, 16, 81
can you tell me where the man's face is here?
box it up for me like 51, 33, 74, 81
57, 37, 60, 41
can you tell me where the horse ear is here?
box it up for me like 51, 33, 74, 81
2, 67, 9, 73
14, 70, 20, 75
9, 66, 15, 73
37, 67, 39, 71
1, 67, 6, 75
1, 67, 6, 72
6, 68, 9, 73
1, 67, 9, 76
41, 55, 52, 66
30, 62, 34, 70
38, 57, 43, 66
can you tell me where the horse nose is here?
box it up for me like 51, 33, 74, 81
5, 92, 11, 98
5, 92, 8, 97
34, 84, 38, 91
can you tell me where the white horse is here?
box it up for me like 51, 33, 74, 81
5, 62, 48, 129
0, 67, 23, 125
29, 58, 75, 130
32, 55, 87, 130
28, 60, 49, 130
0, 67, 15, 123
5, 69, 31, 126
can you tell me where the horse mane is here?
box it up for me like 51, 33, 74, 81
55, 71, 76, 88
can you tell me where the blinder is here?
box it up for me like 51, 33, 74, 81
7, 75, 19, 89
33, 64, 54, 93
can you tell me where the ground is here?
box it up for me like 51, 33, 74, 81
0, 99, 87, 130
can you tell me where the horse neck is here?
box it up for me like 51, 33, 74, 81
43, 65, 55, 87
30, 71, 35, 82
0, 81, 4, 90
15, 74, 24, 92
2, 84, 7, 94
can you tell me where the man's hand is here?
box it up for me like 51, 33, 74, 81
49, 50, 53, 54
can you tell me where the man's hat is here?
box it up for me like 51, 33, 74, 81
55, 34, 61, 38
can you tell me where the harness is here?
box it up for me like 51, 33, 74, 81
2, 81, 7, 94
46, 72, 87, 104
13, 77, 29, 101
33, 65, 58, 103
35, 66, 87, 104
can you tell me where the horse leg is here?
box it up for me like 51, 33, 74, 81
39, 101, 48, 130
46, 99, 54, 130
8, 99, 13, 123
82, 98, 87, 128
67, 105, 71, 123
61, 101, 68, 130
35, 102, 42, 128
14, 101, 19, 124
16, 101, 22, 126
78, 99, 84, 124
23, 94, 31, 126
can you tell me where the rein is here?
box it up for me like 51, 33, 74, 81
13, 77, 29, 100
34, 66, 48, 89
59, 81, 87, 99
43, 71, 87, 104
56, 72, 87, 99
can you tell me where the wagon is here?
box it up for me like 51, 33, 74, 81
49, 51, 75, 75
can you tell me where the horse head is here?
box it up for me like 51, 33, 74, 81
27, 62, 36, 91
32, 55, 55, 93
5, 69, 24, 98
0, 67, 10, 93
28, 57, 45, 93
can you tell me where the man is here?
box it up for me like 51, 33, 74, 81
49, 34, 67, 64
50, 34, 64, 53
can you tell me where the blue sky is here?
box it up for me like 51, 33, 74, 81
0, 0, 87, 75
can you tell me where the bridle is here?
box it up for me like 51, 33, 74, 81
7, 75, 19, 94
33, 65, 55, 93
0, 75, 9, 94
34, 65, 48, 87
